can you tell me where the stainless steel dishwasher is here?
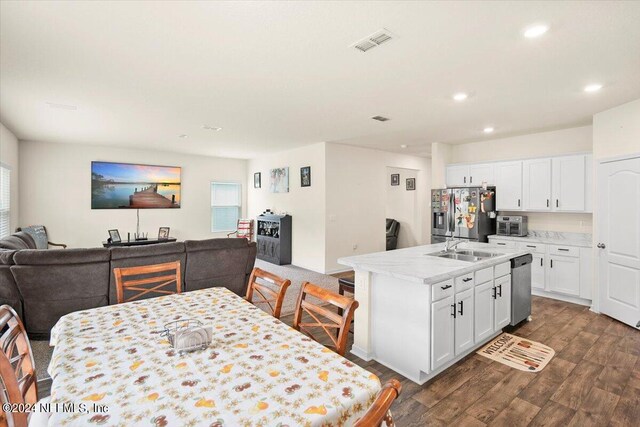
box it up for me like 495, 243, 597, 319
510, 254, 533, 326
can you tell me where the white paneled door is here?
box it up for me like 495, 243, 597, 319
598, 155, 640, 329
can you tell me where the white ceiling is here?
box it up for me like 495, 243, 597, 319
1, 1, 639, 159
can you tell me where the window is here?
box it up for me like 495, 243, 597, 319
0, 164, 10, 239
211, 182, 241, 232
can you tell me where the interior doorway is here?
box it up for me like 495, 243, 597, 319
385, 167, 420, 250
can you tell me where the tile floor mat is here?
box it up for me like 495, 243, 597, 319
477, 333, 555, 372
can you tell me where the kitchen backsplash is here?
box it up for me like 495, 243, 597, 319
499, 212, 593, 234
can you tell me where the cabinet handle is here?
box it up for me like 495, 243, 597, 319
551, 259, 553, 268
547, 199, 549, 207
462, 277, 472, 282
497, 243, 506, 246
458, 300, 464, 316
558, 248, 569, 252
492, 287, 497, 299
464, 176, 467, 184
497, 284, 502, 297
526, 245, 536, 248
470, 176, 473, 184
540, 258, 543, 267
518, 199, 521, 207
441, 284, 452, 290
451, 304, 456, 318
556, 199, 559, 208
597, 243, 606, 249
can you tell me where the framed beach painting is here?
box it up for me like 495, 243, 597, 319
270, 167, 289, 193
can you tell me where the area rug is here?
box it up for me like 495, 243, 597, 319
477, 333, 555, 372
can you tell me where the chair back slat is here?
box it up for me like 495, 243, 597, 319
293, 282, 358, 356
113, 261, 181, 304
246, 268, 291, 319
0, 305, 37, 427
354, 379, 402, 427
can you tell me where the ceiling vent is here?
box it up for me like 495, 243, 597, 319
371, 115, 390, 122
352, 28, 395, 53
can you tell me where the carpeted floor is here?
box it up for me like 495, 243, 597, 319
31, 261, 342, 388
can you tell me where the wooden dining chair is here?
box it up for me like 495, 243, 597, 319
113, 261, 182, 304
0, 305, 49, 427
293, 282, 359, 356
245, 267, 291, 319
354, 379, 403, 427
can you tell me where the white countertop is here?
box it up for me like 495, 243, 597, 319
488, 230, 592, 248
338, 242, 530, 285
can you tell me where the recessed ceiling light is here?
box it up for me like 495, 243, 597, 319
523, 24, 549, 39
584, 83, 603, 93
178, 134, 188, 138
453, 93, 468, 101
371, 115, 390, 122
483, 127, 494, 133
202, 125, 223, 131
400, 144, 408, 148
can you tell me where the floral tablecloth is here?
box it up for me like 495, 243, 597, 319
47, 288, 381, 426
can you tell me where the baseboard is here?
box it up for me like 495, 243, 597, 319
325, 267, 353, 275
532, 289, 592, 308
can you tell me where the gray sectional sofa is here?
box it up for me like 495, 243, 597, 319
0, 233, 257, 339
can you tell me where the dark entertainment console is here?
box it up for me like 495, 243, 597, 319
102, 237, 177, 248
256, 214, 291, 265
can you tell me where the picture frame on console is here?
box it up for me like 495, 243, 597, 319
108, 229, 121, 243
158, 227, 170, 240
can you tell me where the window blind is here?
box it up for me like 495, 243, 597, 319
211, 182, 241, 232
0, 165, 10, 239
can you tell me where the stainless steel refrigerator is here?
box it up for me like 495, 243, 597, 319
431, 187, 497, 243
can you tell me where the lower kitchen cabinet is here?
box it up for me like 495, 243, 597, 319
431, 296, 455, 371
454, 288, 475, 355
494, 274, 512, 330
532, 253, 546, 290
474, 281, 495, 342
548, 254, 580, 296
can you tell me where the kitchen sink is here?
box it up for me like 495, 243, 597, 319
426, 249, 500, 262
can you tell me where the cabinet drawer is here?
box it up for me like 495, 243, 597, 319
432, 279, 454, 301
475, 267, 493, 285
494, 262, 510, 278
490, 239, 517, 249
455, 273, 475, 292
549, 245, 579, 257
518, 242, 547, 254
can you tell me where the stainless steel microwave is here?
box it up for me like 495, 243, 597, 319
496, 216, 528, 237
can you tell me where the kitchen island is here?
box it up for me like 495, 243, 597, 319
339, 241, 531, 384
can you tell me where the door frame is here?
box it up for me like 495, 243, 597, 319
594, 152, 640, 314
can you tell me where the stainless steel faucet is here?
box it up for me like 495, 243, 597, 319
445, 237, 463, 252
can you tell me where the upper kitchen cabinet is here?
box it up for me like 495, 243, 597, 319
495, 161, 523, 210
468, 164, 494, 186
552, 155, 587, 212
523, 158, 552, 211
446, 165, 469, 187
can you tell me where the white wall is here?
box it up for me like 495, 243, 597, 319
19, 140, 247, 248
432, 126, 594, 234
326, 143, 431, 273
431, 142, 451, 189
386, 167, 420, 249
0, 123, 19, 233
593, 98, 640, 160
247, 142, 326, 272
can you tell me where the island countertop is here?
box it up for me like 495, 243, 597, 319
338, 241, 531, 285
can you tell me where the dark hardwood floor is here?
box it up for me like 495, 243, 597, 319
283, 274, 640, 427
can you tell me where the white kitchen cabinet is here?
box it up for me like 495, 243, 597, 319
468, 164, 494, 186
495, 161, 523, 210
493, 274, 511, 330
454, 288, 475, 355
474, 281, 495, 342
431, 296, 455, 370
552, 155, 586, 211
548, 254, 580, 296
531, 253, 546, 291
523, 158, 552, 211
579, 247, 593, 300
446, 165, 469, 187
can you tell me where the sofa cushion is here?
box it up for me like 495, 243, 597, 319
0, 249, 22, 319
14, 248, 110, 264
0, 235, 32, 250
184, 238, 256, 295
108, 243, 186, 304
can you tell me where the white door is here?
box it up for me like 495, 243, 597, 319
548, 255, 580, 296
532, 253, 546, 290
431, 296, 455, 370
598, 156, 640, 329
454, 288, 475, 355
552, 155, 586, 211
523, 158, 552, 210
474, 281, 494, 342
494, 274, 512, 330
495, 161, 523, 210
446, 165, 469, 187
468, 164, 494, 186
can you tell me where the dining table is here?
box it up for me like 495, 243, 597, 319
47, 287, 381, 426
